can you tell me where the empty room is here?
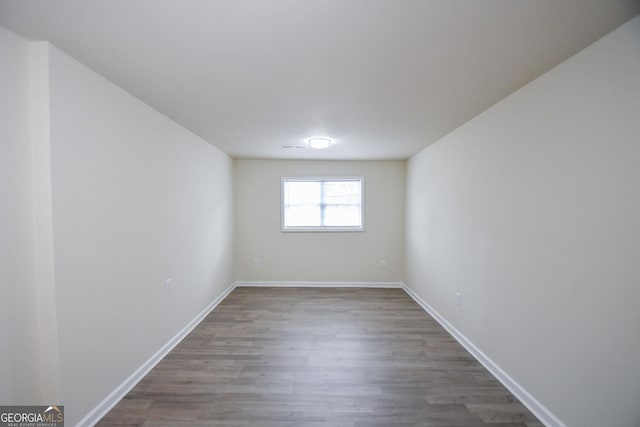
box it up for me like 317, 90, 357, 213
1, 1, 639, 426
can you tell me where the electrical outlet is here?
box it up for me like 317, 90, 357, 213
456, 292, 461, 306
165, 278, 172, 293
253, 258, 260, 268
380, 259, 387, 269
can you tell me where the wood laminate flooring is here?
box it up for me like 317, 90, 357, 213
98, 287, 543, 426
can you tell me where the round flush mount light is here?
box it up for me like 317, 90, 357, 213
307, 137, 333, 149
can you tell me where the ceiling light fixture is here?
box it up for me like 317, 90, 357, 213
307, 137, 333, 149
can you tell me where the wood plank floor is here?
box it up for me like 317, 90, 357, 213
98, 287, 543, 426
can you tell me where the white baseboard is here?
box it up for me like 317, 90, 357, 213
401, 283, 565, 427
235, 280, 403, 288
76, 282, 237, 427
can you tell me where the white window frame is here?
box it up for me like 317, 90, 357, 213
281, 176, 365, 232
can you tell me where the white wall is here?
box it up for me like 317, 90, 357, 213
235, 160, 405, 283
29, 41, 61, 404
406, 16, 640, 427
0, 25, 40, 405
0, 24, 27, 405
0, 36, 237, 422
43, 44, 235, 424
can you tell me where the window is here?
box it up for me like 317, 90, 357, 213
282, 177, 364, 231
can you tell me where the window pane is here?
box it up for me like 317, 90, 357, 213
283, 181, 322, 227
324, 205, 362, 227
284, 181, 321, 205
285, 205, 321, 227
324, 181, 360, 205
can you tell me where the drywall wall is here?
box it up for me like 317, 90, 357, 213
235, 160, 405, 283
0, 24, 31, 405
44, 44, 234, 424
28, 41, 61, 404
405, 16, 640, 427
0, 25, 47, 405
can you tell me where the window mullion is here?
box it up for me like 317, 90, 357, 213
320, 181, 326, 227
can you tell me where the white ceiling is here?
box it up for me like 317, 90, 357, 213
1, 1, 638, 160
